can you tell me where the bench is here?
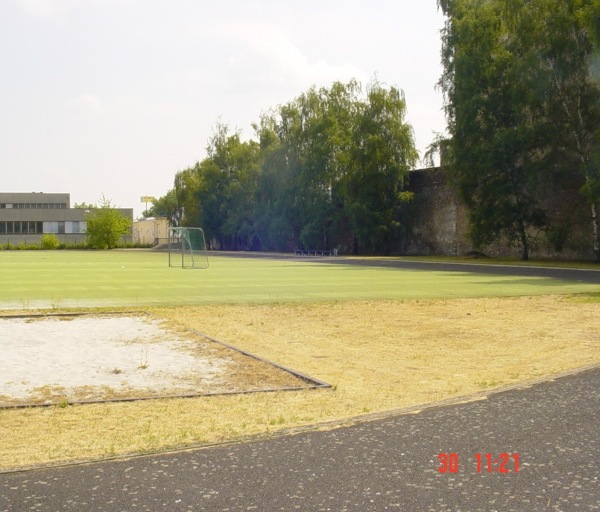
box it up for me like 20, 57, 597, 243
294, 249, 336, 256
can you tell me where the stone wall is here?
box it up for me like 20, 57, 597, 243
404, 167, 596, 260
403, 168, 470, 256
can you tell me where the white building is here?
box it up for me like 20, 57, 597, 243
132, 217, 169, 246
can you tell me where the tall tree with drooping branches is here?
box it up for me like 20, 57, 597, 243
438, 0, 548, 260
438, 0, 600, 260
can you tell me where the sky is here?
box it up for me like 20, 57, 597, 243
1, 0, 447, 217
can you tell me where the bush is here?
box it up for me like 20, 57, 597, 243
86, 204, 132, 250
40, 234, 60, 250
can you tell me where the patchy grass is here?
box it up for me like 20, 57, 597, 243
1, 252, 598, 469
1, 295, 599, 470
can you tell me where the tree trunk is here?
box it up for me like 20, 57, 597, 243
592, 202, 600, 262
518, 218, 529, 261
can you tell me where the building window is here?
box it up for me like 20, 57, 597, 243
0, 202, 69, 209
68, 221, 80, 234
44, 222, 58, 233
0, 221, 45, 234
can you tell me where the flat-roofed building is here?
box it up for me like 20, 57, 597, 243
132, 216, 169, 246
0, 192, 133, 245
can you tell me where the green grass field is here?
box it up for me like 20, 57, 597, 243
0, 250, 598, 309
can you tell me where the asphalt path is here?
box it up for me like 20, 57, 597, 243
330, 258, 600, 284
213, 251, 600, 285
2, 366, 599, 511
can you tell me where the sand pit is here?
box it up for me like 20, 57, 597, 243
0, 314, 319, 407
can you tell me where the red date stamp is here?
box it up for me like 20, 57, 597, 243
438, 452, 519, 473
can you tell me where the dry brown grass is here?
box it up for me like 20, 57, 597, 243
1, 295, 599, 471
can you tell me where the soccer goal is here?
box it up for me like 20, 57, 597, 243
168, 227, 209, 269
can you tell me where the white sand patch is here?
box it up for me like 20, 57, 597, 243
0, 315, 228, 405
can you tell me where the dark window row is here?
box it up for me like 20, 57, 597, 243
0, 203, 67, 209
0, 221, 44, 235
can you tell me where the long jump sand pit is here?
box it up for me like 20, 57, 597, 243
0, 313, 326, 407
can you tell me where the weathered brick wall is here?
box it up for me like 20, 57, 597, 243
405, 167, 596, 260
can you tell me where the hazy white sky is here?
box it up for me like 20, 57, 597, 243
1, 0, 447, 217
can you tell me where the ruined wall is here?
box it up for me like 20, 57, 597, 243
403, 168, 470, 256
405, 167, 596, 260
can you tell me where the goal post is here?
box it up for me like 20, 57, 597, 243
168, 227, 209, 269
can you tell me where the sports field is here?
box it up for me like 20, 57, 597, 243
1, 250, 598, 309
1, 250, 599, 470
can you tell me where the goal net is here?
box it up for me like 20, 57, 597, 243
168, 227, 209, 269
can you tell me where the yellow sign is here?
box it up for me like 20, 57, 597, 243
140, 196, 157, 203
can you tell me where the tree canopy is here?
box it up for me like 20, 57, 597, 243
85, 198, 132, 249
438, 0, 600, 260
160, 79, 418, 255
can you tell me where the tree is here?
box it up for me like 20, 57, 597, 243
209, 126, 261, 250
145, 189, 181, 226
269, 81, 361, 251
172, 123, 261, 250
438, 0, 550, 260
85, 198, 132, 249
251, 114, 293, 251
262, 79, 417, 254
531, 0, 600, 260
438, 0, 600, 260
344, 81, 418, 254
168, 79, 418, 255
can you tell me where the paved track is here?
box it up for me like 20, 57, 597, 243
330, 258, 600, 284
2, 366, 599, 511
214, 251, 600, 284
